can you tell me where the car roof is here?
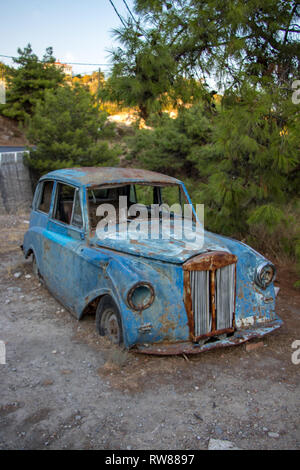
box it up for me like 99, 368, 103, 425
41, 167, 181, 187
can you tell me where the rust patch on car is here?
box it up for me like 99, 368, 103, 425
183, 270, 194, 340
158, 312, 177, 335
183, 251, 237, 271
183, 252, 237, 341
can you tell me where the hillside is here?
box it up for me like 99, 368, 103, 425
0, 116, 28, 147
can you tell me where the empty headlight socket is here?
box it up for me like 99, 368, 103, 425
127, 282, 155, 311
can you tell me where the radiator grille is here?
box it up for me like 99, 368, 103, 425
215, 264, 235, 330
191, 270, 210, 337
190, 263, 235, 337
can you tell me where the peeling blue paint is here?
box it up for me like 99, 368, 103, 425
23, 168, 282, 353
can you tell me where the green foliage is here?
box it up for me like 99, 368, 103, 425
245, 201, 300, 284
126, 103, 213, 175
107, 0, 300, 120
25, 84, 120, 175
0, 44, 64, 121
132, 1, 300, 86
0, 61, 12, 81
247, 205, 286, 234
193, 83, 300, 235
105, 23, 209, 120
103, 1, 300, 120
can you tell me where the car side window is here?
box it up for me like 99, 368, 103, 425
37, 181, 54, 214
72, 190, 83, 228
54, 183, 83, 228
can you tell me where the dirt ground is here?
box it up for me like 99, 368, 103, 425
0, 214, 299, 450
0, 116, 28, 147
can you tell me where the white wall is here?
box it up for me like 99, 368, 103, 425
0, 152, 33, 214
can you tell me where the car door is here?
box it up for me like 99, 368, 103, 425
41, 181, 86, 311
27, 179, 55, 276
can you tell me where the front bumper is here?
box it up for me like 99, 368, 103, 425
135, 319, 283, 355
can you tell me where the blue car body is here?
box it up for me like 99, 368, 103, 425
22, 167, 282, 355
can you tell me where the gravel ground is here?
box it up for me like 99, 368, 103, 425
0, 215, 299, 450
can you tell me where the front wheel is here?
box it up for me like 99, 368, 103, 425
96, 295, 123, 346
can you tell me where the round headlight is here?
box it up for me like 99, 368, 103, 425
255, 262, 276, 289
127, 282, 155, 311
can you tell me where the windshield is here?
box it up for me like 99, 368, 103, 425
87, 183, 190, 231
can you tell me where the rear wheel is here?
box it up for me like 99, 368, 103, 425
96, 295, 123, 345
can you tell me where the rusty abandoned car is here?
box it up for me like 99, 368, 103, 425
22, 167, 282, 354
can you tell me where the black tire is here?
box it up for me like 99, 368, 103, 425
32, 253, 38, 277
96, 295, 123, 346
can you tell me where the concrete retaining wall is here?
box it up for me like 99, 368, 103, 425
0, 152, 33, 214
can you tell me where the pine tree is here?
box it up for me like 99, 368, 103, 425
133, 1, 300, 86
126, 103, 213, 175
105, 24, 207, 120
195, 84, 300, 237
25, 84, 120, 175
107, 1, 299, 119
0, 44, 64, 121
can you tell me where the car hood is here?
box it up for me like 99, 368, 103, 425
91, 220, 232, 263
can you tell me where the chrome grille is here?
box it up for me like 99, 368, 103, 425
215, 264, 235, 330
190, 270, 210, 336
190, 263, 235, 337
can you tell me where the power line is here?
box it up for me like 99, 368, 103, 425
61, 62, 112, 67
108, 0, 127, 28
122, 0, 136, 23
0, 2, 135, 68
0, 54, 112, 67
0, 1, 135, 68
122, 0, 146, 37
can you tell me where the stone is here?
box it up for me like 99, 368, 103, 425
42, 379, 54, 386
60, 369, 72, 375
208, 438, 241, 450
268, 432, 280, 438
245, 341, 264, 352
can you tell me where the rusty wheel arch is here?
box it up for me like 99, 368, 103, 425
80, 292, 122, 320
80, 295, 104, 318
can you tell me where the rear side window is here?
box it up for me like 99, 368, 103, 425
54, 183, 83, 228
37, 181, 54, 214
72, 190, 83, 228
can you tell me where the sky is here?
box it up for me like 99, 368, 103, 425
0, 0, 135, 76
